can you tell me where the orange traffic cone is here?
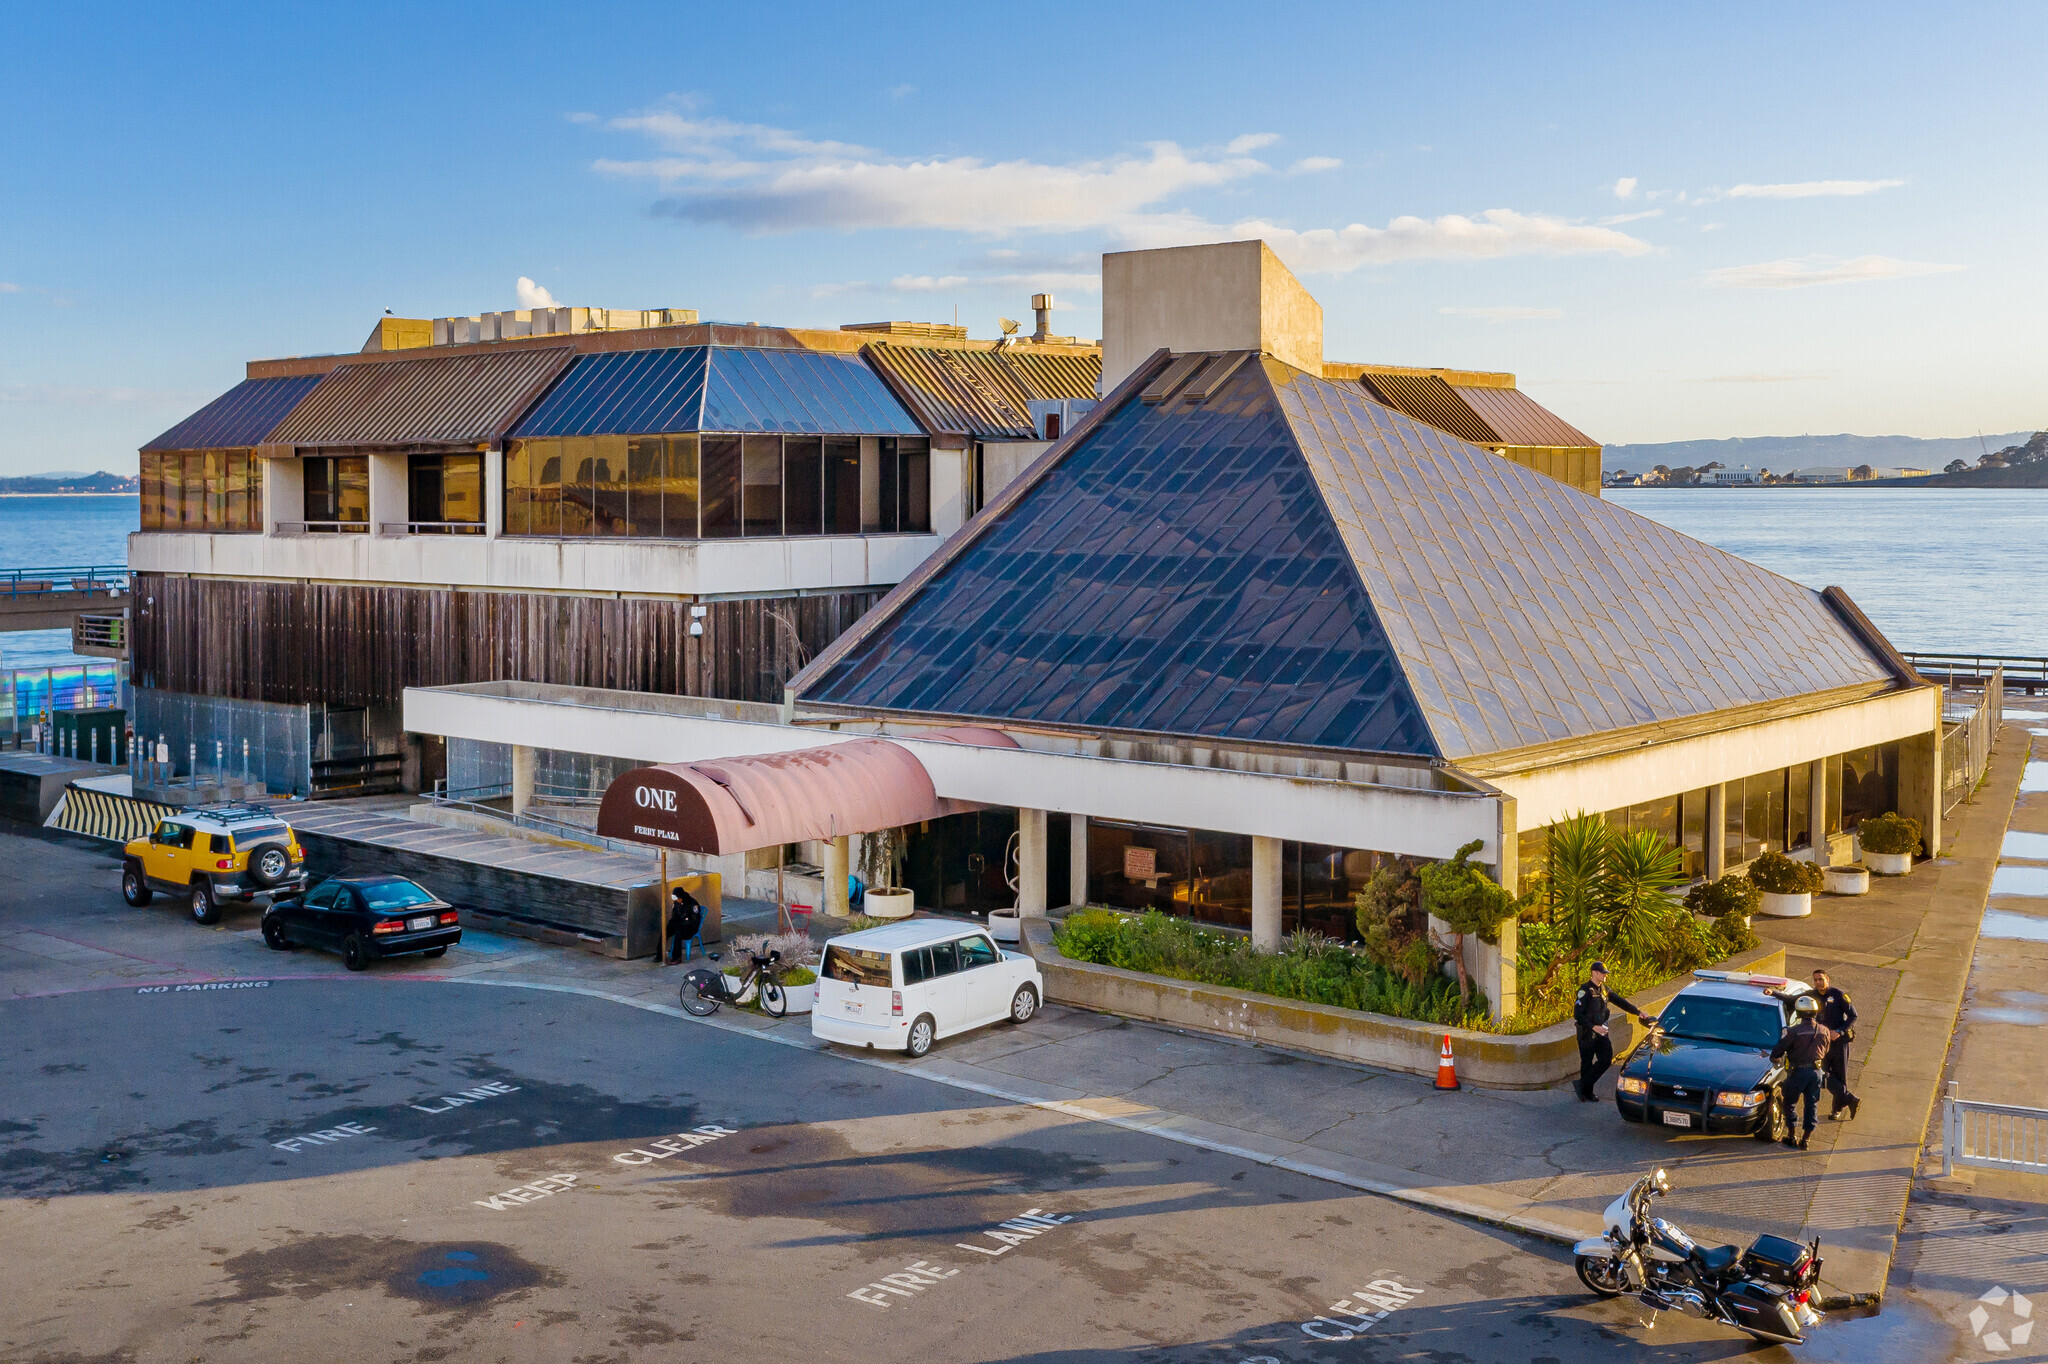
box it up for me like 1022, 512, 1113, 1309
1434, 1034, 1461, 1091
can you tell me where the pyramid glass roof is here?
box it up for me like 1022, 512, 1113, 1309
797, 355, 1896, 762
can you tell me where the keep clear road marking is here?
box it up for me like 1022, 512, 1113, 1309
1299, 1280, 1425, 1341
475, 1173, 582, 1211
847, 1209, 1073, 1310
610, 1125, 737, 1165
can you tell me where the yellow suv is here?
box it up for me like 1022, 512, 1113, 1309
122, 804, 310, 924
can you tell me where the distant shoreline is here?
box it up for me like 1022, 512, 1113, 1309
0, 492, 138, 499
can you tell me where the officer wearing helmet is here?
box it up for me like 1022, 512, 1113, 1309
1769, 995, 1835, 1150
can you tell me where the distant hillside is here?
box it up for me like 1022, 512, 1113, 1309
0, 471, 137, 494
1603, 432, 2031, 476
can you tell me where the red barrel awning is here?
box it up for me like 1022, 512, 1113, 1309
594, 727, 1017, 855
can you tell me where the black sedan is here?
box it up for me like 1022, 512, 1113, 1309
1613, 971, 1809, 1141
262, 875, 461, 971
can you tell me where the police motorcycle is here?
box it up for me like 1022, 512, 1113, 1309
1573, 1168, 1823, 1345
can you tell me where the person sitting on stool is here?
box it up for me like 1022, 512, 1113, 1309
1810, 969, 1861, 1120
1771, 995, 1834, 1150
664, 884, 704, 965
1575, 962, 1646, 1103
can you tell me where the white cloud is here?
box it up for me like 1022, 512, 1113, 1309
1599, 209, 1662, 226
1702, 254, 1964, 290
889, 274, 972, 293
565, 111, 599, 125
1726, 178, 1905, 199
0, 282, 21, 294
516, 276, 558, 308
808, 280, 871, 299
1700, 222, 1723, 232
888, 84, 915, 99
1699, 373, 1829, 383
1439, 305, 1564, 322
1613, 176, 1638, 200
595, 102, 1651, 271
1289, 156, 1342, 175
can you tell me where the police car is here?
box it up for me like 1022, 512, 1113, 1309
1613, 971, 1813, 1141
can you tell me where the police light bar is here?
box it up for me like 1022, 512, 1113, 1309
1692, 970, 1794, 990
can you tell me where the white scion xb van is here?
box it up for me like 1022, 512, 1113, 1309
812, 919, 1043, 1058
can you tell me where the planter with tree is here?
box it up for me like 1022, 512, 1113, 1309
1682, 872, 1760, 932
1856, 812, 1921, 875
1748, 850, 1824, 917
1418, 839, 1518, 1012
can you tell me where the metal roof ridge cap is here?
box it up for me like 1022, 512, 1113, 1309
1819, 586, 1928, 687
784, 348, 1174, 700
1262, 359, 1449, 761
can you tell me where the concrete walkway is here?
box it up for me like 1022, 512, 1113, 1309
2, 722, 2028, 1311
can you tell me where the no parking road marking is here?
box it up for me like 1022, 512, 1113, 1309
137, 981, 270, 994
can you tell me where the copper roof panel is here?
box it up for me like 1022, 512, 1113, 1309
863, 342, 1099, 439
271, 347, 574, 448
1452, 383, 1597, 450
1356, 372, 1496, 444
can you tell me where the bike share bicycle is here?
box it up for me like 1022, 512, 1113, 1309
680, 948, 788, 1018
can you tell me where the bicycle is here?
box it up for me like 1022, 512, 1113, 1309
680, 949, 787, 1018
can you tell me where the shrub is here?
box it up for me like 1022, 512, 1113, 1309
1053, 909, 1127, 965
1354, 857, 1435, 987
1858, 811, 1922, 856
782, 965, 817, 987
730, 931, 817, 967
1683, 874, 1759, 920
1601, 830, 1686, 962
1748, 850, 1824, 895
1419, 838, 1517, 1008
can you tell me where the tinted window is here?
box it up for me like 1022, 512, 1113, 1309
360, 880, 436, 910
957, 935, 998, 969
158, 823, 193, 849
1658, 995, 1784, 1050
823, 945, 893, 988
227, 822, 289, 851
302, 882, 338, 909
902, 946, 930, 985
926, 941, 959, 977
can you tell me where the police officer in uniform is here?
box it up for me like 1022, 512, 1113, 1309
1770, 995, 1834, 1149
1811, 969, 1861, 1120
1574, 962, 1647, 1102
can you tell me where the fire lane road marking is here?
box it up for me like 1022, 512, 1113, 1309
1299, 1280, 1424, 1341
273, 1121, 377, 1154
846, 1209, 1074, 1310
844, 1260, 960, 1309
475, 1173, 581, 1210
955, 1207, 1073, 1257
410, 1080, 520, 1114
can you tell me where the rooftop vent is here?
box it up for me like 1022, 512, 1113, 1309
371, 307, 697, 351
840, 321, 970, 341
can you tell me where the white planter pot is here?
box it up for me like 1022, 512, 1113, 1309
865, 888, 915, 919
1824, 865, 1871, 896
1758, 891, 1812, 918
780, 980, 817, 1013
1864, 850, 1912, 876
987, 909, 1021, 943
721, 971, 756, 1004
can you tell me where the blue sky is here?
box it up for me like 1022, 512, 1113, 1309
3, 2, 2043, 474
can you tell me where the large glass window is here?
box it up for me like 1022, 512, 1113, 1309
742, 434, 782, 536
1840, 744, 1899, 829
824, 437, 861, 534
503, 430, 928, 540
303, 456, 368, 532
407, 454, 484, 532
700, 435, 742, 538
784, 436, 823, 535
138, 449, 262, 532
1789, 762, 1812, 851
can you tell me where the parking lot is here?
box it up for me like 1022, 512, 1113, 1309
0, 824, 1949, 1361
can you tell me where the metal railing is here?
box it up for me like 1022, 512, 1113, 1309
426, 781, 651, 857
1906, 651, 2048, 695
73, 612, 127, 650
1941, 666, 2003, 815
0, 565, 129, 597
377, 521, 486, 536
272, 521, 369, 535
1943, 1082, 2048, 1177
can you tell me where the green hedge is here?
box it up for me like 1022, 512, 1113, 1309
1053, 910, 1490, 1030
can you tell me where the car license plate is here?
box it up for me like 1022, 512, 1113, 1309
407, 915, 435, 931
1662, 1111, 1693, 1128
843, 999, 863, 1015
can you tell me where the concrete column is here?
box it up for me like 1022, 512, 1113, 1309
510, 743, 535, 818
1251, 835, 1282, 950
1488, 797, 1518, 1022
263, 456, 304, 533
484, 448, 506, 539
369, 452, 409, 535
1068, 812, 1088, 908
823, 835, 851, 917
1808, 758, 1830, 865
1705, 783, 1727, 881
1017, 808, 1048, 916
1898, 702, 1943, 859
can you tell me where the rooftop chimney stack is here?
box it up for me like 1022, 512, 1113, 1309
1031, 294, 1055, 343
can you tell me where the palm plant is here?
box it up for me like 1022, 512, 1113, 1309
1545, 814, 1613, 965
1601, 829, 1686, 962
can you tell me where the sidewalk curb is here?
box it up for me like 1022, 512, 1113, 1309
443, 975, 1605, 1257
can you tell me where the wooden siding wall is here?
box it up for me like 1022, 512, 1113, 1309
134, 573, 882, 708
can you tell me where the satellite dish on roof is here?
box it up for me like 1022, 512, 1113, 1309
998, 317, 1020, 336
